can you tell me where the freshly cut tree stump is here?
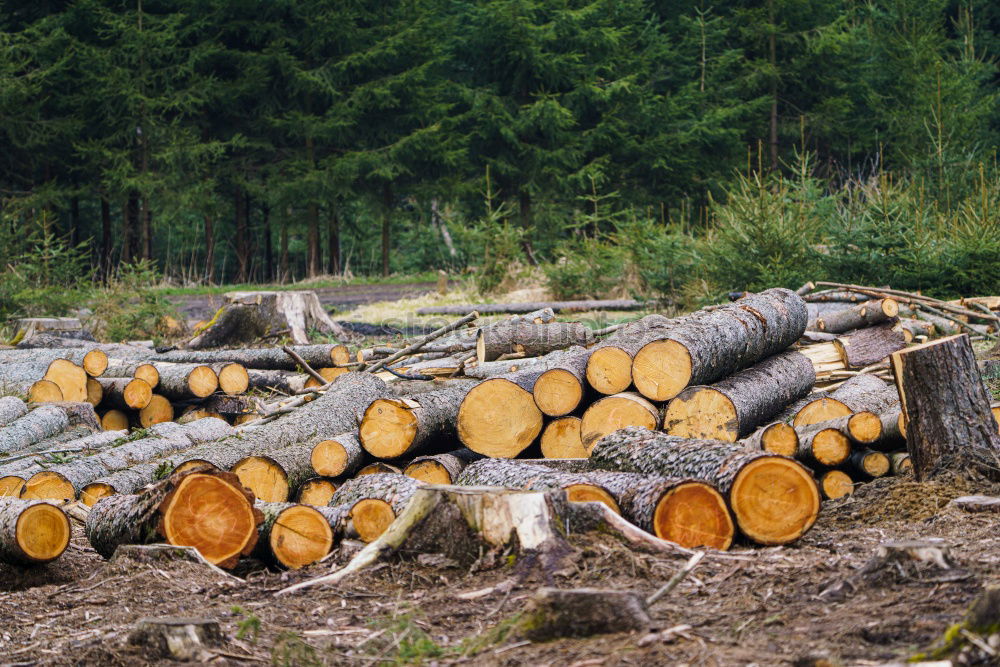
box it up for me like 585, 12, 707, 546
793, 374, 898, 427
257, 501, 344, 569
246, 369, 310, 395
476, 321, 593, 363
44, 359, 88, 403
740, 422, 799, 457
85, 377, 103, 407
540, 417, 587, 459
631, 288, 808, 401
516, 588, 652, 640
457, 378, 543, 458
585, 315, 674, 395
0, 497, 71, 565
0, 406, 70, 455
154, 344, 351, 372
101, 409, 130, 431
404, 450, 483, 485
891, 334, 1000, 481
28, 380, 63, 403
0, 396, 28, 426
819, 470, 854, 500
153, 363, 218, 399
850, 449, 890, 479
809, 298, 899, 333
99, 377, 153, 410
311, 432, 368, 477
580, 392, 660, 451
663, 350, 815, 442
360, 384, 469, 459
139, 395, 175, 427
833, 321, 907, 369
590, 427, 820, 545
296, 478, 339, 506
532, 348, 591, 417
210, 363, 249, 395
889, 452, 912, 475
328, 473, 423, 542
86, 468, 263, 567
357, 462, 402, 476
795, 422, 851, 467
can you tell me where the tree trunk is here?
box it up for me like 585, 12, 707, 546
255, 501, 346, 569
123, 192, 139, 264
663, 350, 815, 442
631, 288, 808, 401
97, 377, 153, 410
891, 334, 1000, 481
263, 202, 273, 282
833, 321, 907, 369
327, 206, 340, 275
141, 201, 153, 261
540, 417, 587, 459
234, 186, 250, 283
280, 215, 289, 283
580, 392, 661, 451
585, 314, 673, 395
307, 202, 320, 278
69, 196, 80, 247
154, 344, 350, 371
381, 183, 392, 277
740, 422, 798, 457
0, 498, 70, 565
328, 473, 423, 542
359, 384, 470, 459
404, 449, 484, 485
203, 214, 215, 283
794, 374, 899, 427
476, 322, 593, 363
417, 299, 646, 316
100, 195, 112, 280
0, 396, 28, 426
589, 427, 820, 545
808, 299, 899, 333
310, 432, 368, 478
85, 468, 263, 568
430, 198, 457, 258
0, 406, 71, 455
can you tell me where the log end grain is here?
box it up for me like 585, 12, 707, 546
350, 498, 394, 542
759, 423, 798, 457
311, 437, 355, 477
123, 378, 154, 409
457, 379, 543, 458
330, 345, 351, 366
85, 377, 103, 407
29, 379, 63, 403
655, 482, 734, 550
101, 409, 130, 431
295, 478, 338, 506
45, 359, 87, 402
404, 460, 453, 485
729, 456, 820, 545
21, 472, 75, 503
810, 428, 851, 467
305, 367, 349, 389
581, 393, 659, 452
855, 450, 890, 478
232, 456, 289, 503
847, 411, 882, 444
540, 417, 587, 459
0, 476, 25, 497
663, 387, 739, 442
793, 397, 851, 427
187, 366, 219, 398
80, 483, 115, 507
533, 368, 584, 417
216, 363, 249, 395
563, 484, 621, 514
134, 363, 160, 390
82, 349, 109, 377
819, 470, 854, 500
174, 459, 215, 475
890, 451, 912, 475
631, 339, 691, 402
139, 395, 174, 428
269, 504, 334, 569
12, 501, 71, 563
356, 462, 401, 477
585, 346, 633, 395
360, 399, 417, 459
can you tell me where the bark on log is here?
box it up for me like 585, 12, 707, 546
540, 417, 587, 459
890, 334, 1000, 480
152, 363, 218, 399
310, 432, 369, 477
85, 468, 263, 568
357, 462, 402, 476
416, 299, 646, 316
795, 422, 851, 467
631, 288, 808, 401
0, 396, 27, 426
808, 298, 899, 333
739, 422, 799, 457
98, 377, 153, 410
580, 392, 660, 451
532, 348, 591, 417
0, 497, 70, 565
585, 314, 674, 395
360, 384, 469, 459
102, 360, 160, 389
0, 429, 128, 492
819, 470, 854, 500
0, 406, 71, 455
13, 335, 151, 358
889, 451, 912, 475
663, 350, 815, 442
328, 473, 423, 542
255, 501, 346, 569
834, 321, 907, 369
794, 374, 899, 427
589, 427, 820, 545
516, 588, 652, 640
476, 321, 593, 363
900, 318, 936, 340
246, 369, 310, 395
152, 344, 351, 372
404, 449, 483, 485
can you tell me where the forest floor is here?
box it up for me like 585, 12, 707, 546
1, 471, 996, 666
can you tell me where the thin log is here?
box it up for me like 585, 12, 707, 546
807, 298, 899, 333
366, 312, 478, 374
416, 300, 646, 316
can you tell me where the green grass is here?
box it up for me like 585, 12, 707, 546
153, 271, 442, 297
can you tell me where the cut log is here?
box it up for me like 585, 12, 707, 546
663, 350, 815, 442
899, 318, 936, 340
256, 501, 344, 569
532, 348, 591, 417
360, 384, 468, 459
152, 363, 218, 399
0, 497, 70, 565
176, 407, 222, 425
101, 409, 130, 431
232, 442, 317, 503
0, 348, 107, 378
794, 374, 898, 427
44, 359, 87, 403
210, 362, 249, 395
795, 422, 851, 467
819, 470, 854, 500
404, 450, 483, 485
457, 378, 543, 458
304, 366, 350, 388
850, 449, 890, 479
246, 369, 310, 395
0, 396, 28, 426
28, 380, 63, 403
153, 345, 352, 372
98, 377, 153, 410
739, 422, 798, 457
455, 459, 620, 514
328, 473, 423, 542
516, 588, 652, 641
195, 394, 261, 417
476, 321, 593, 363
357, 462, 402, 476
590, 427, 820, 545
890, 334, 1000, 480
85, 377, 102, 407
102, 360, 160, 389
889, 451, 912, 475
139, 395, 175, 428
0, 406, 71, 455
833, 321, 907, 369
310, 432, 369, 477
540, 417, 587, 459
580, 392, 660, 452
416, 299, 646, 316
808, 298, 899, 333
585, 314, 674, 395
85, 468, 263, 567
295, 477, 339, 506
631, 288, 808, 401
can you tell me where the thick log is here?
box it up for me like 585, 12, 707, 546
476, 321, 593, 363
98, 377, 153, 410
310, 432, 369, 477
580, 392, 660, 451
139, 395, 174, 427
0, 396, 28, 426
232, 442, 316, 503
0, 429, 128, 493
590, 427, 820, 545
28, 379, 63, 403
193, 394, 261, 417
457, 378, 543, 458
794, 374, 898, 427
800, 412, 883, 447
631, 288, 808, 401
295, 477, 339, 505
585, 314, 674, 395
455, 459, 620, 513
246, 369, 310, 395
101, 409, 130, 431
739, 422, 799, 457
532, 348, 591, 417
85, 468, 263, 568
256, 501, 346, 569
899, 318, 936, 340
516, 588, 652, 641
360, 384, 469, 459
328, 473, 423, 542
833, 321, 907, 369
0, 497, 70, 565
43, 359, 87, 403
819, 470, 854, 500
890, 334, 1000, 480
663, 350, 815, 442
795, 422, 851, 467
404, 449, 483, 485
0, 406, 71, 455
153, 345, 351, 372
416, 299, 646, 316
0, 348, 108, 378
540, 416, 587, 459
13, 335, 151, 358
808, 298, 899, 333
210, 362, 249, 395
152, 363, 218, 399
850, 449, 890, 479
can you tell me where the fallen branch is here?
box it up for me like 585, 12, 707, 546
281, 345, 327, 385
646, 551, 706, 606
366, 312, 478, 374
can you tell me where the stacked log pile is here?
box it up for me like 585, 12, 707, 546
3, 283, 998, 571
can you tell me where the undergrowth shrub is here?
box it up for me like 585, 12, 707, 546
544, 235, 626, 300
90, 260, 180, 343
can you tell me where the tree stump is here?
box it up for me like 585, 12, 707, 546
516, 588, 652, 640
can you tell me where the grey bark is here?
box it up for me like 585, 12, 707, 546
152, 345, 348, 371
808, 298, 897, 333
246, 369, 310, 395
328, 473, 422, 513
98, 377, 152, 410
827, 374, 899, 414
0, 396, 27, 426
0, 497, 69, 565
416, 300, 646, 315
0, 406, 71, 455
151, 363, 217, 400
405, 449, 483, 484
834, 321, 907, 369
476, 321, 593, 362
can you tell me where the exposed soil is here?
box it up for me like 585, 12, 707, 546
2, 473, 999, 666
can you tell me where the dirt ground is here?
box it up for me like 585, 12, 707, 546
2, 473, 998, 666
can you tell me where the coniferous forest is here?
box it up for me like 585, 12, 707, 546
2, 1, 1000, 306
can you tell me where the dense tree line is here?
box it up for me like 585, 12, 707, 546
1, 0, 998, 284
